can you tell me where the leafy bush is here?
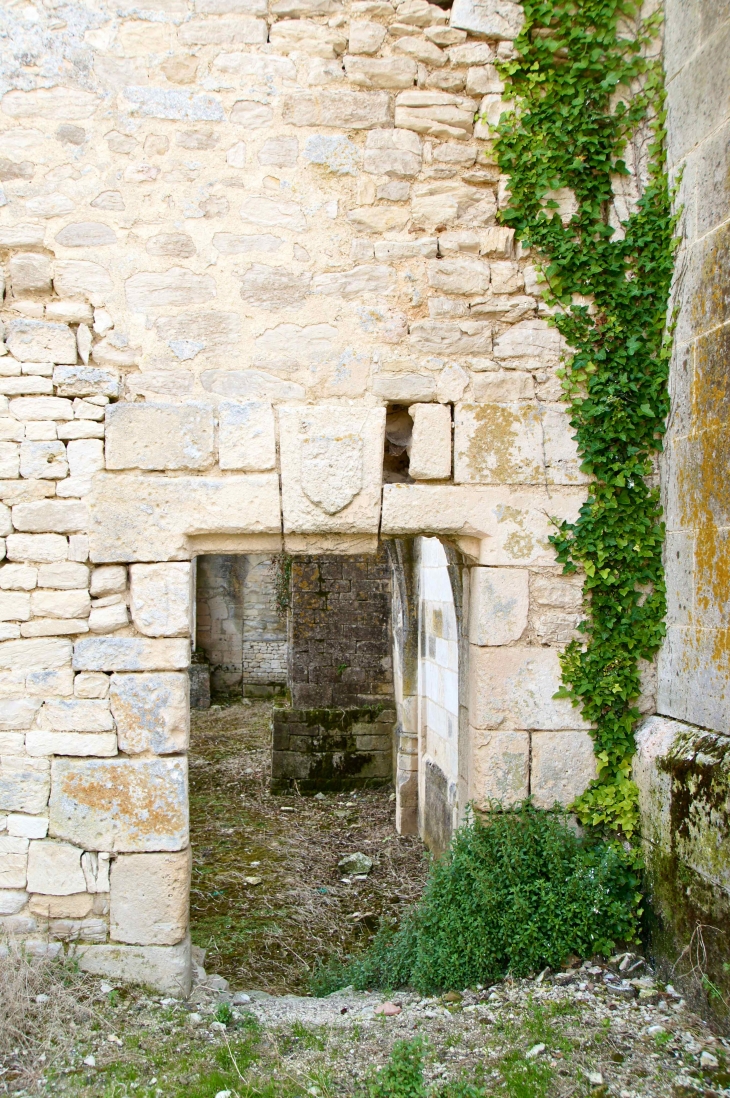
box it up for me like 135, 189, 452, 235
316, 803, 641, 995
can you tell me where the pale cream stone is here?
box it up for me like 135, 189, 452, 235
124, 269, 216, 313
7, 814, 48, 839
110, 673, 189, 755
282, 89, 392, 129
364, 128, 422, 176
129, 563, 192, 638
490, 260, 524, 294
76, 938, 192, 996
105, 403, 215, 472
0, 696, 41, 728
0, 834, 28, 888
12, 500, 88, 536
26, 731, 117, 757
344, 56, 417, 89
10, 397, 73, 421
0, 591, 31, 621
412, 180, 492, 229
409, 403, 452, 480
346, 206, 411, 233
110, 849, 191, 946
88, 473, 282, 562
6, 321, 77, 366
395, 90, 477, 140
29, 892, 94, 918
81, 850, 110, 893
38, 563, 90, 589
40, 698, 113, 732
9, 254, 52, 295
427, 256, 490, 295
0, 443, 20, 478
469, 646, 590, 731
0, 637, 72, 672
217, 401, 276, 471
26, 839, 86, 895
90, 566, 126, 597
530, 730, 597, 808
493, 319, 561, 367
6, 535, 68, 563
471, 729, 529, 805
279, 405, 385, 534
269, 19, 346, 56
67, 439, 104, 478
26, 668, 74, 697
19, 441, 68, 480
89, 603, 129, 634
454, 403, 544, 485
73, 637, 190, 673
74, 672, 110, 699
450, 0, 523, 38
0, 889, 29, 914
349, 20, 388, 53
30, 588, 90, 623
469, 567, 528, 645
472, 372, 534, 402
21, 619, 89, 637
480, 226, 515, 258
49, 756, 189, 852
410, 319, 491, 355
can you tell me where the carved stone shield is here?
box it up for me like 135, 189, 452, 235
300, 434, 363, 515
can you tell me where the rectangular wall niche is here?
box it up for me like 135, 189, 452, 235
272, 549, 396, 792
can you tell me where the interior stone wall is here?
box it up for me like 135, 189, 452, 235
0, 0, 605, 992
635, 0, 730, 1022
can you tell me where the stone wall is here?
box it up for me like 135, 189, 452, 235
635, 0, 730, 1022
195, 553, 287, 696
0, 0, 604, 990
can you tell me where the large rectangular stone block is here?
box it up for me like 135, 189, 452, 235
26, 731, 117, 757
279, 405, 385, 535
218, 401, 276, 471
454, 403, 544, 484
6, 320, 77, 365
469, 566, 528, 645
73, 636, 190, 672
0, 637, 72, 671
110, 672, 189, 755
469, 645, 590, 730
110, 848, 190, 945
130, 563, 192, 637
530, 730, 597, 808
41, 698, 113, 731
26, 839, 86, 895
471, 729, 529, 806
76, 937, 192, 996
0, 755, 51, 813
88, 473, 282, 562
50, 756, 189, 851
409, 403, 452, 481
105, 403, 215, 471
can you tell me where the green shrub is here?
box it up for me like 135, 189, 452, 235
317, 803, 641, 996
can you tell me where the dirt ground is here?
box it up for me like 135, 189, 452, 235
188, 699, 429, 994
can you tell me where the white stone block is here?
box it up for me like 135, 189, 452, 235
343, 56, 418, 90
13, 500, 88, 536
0, 889, 28, 914
74, 672, 109, 699
89, 602, 129, 634
218, 401, 276, 471
349, 20, 388, 54
0, 834, 28, 889
470, 646, 590, 730
41, 698, 113, 732
0, 696, 42, 729
26, 839, 86, 895
469, 567, 529, 645
6, 535, 68, 564
73, 636, 190, 672
105, 402, 215, 472
9, 253, 52, 296
395, 90, 477, 140
0, 637, 72, 672
0, 442, 19, 479
0, 591, 31, 621
90, 566, 126, 597
53, 260, 114, 303
67, 439, 104, 478
10, 397, 73, 421
81, 850, 110, 893
110, 849, 191, 945
427, 256, 491, 295
88, 473, 282, 562
30, 590, 91, 619
38, 562, 90, 589
6, 320, 77, 366
409, 403, 452, 481
26, 668, 74, 697
530, 730, 597, 808
21, 619, 89, 638
50, 756, 189, 852
53, 365, 120, 399
25, 731, 117, 757
110, 673, 189, 755
130, 563, 192, 638
125, 269, 216, 313
279, 405, 385, 534
76, 937, 191, 996
492, 319, 561, 367
450, 0, 524, 38
7, 814, 48, 839
471, 729, 529, 805
0, 565, 37, 590
19, 441, 68, 480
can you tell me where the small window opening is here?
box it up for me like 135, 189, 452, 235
383, 404, 414, 483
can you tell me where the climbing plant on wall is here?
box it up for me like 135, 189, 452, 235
493, 0, 676, 838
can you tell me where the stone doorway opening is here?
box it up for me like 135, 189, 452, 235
186, 546, 440, 994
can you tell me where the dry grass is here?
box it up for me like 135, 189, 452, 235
0, 942, 98, 1089
189, 699, 429, 994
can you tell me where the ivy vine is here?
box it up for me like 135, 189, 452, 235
493, 1, 677, 837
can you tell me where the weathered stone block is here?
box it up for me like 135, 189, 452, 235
29, 893, 94, 918
6, 534, 68, 564
19, 442, 68, 482
530, 730, 597, 808
410, 319, 491, 355
88, 474, 282, 562
76, 937, 191, 996
26, 839, 86, 895
9, 253, 52, 295
26, 731, 117, 757
493, 319, 561, 367
0, 637, 72, 671
41, 698, 112, 732
125, 269, 216, 312
471, 729, 529, 805
105, 403, 215, 472
6, 320, 77, 365
343, 56, 417, 89
409, 403, 452, 481
90, 566, 126, 597
469, 566, 528, 645
50, 756, 189, 851
395, 90, 478, 140
349, 20, 387, 54
454, 403, 544, 484
0, 592, 30, 621
110, 672, 189, 755
7, 814, 48, 839
469, 646, 590, 730
218, 401, 276, 472
282, 90, 392, 129
110, 848, 190, 945
427, 256, 490, 295
73, 636, 190, 672
0, 834, 28, 888
130, 564, 192, 638
279, 405, 385, 534
13, 500, 88, 534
